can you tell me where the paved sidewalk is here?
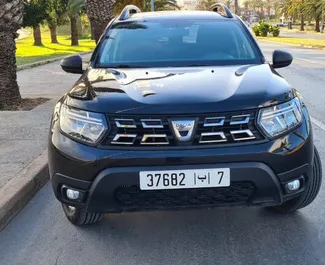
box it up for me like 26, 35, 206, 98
0, 101, 54, 189
0, 54, 92, 229
0, 56, 88, 189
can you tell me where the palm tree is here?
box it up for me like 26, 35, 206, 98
85, 0, 116, 43
47, 0, 70, 44
68, 0, 84, 46
114, 0, 143, 13
303, 0, 324, 32
280, 0, 305, 31
151, 0, 180, 10
196, 0, 218, 10
0, 0, 24, 107
234, 0, 238, 14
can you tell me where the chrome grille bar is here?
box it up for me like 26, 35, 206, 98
230, 115, 250, 125
141, 119, 164, 128
111, 134, 137, 145
199, 132, 227, 143
141, 134, 169, 145
230, 130, 256, 141
204, 117, 225, 127
115, 119, 136, 128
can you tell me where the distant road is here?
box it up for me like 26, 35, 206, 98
17, 29, 31, 40
280, 30, 325, 40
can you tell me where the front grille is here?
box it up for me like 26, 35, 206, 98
115, 182, 256, 209
101, 111, 265, 147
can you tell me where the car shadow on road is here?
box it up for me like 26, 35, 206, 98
1, 182, 324, 265
78, 207, 324, 264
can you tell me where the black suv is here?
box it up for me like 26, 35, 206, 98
48, 4, 322, 225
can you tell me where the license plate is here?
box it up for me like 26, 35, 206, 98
139, 168, 230, 190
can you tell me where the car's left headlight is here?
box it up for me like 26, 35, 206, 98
60, 104, 108, 144
258, 98, 302, 138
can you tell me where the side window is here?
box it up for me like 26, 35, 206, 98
234, 27, 255, 59
99, 30, 118, 64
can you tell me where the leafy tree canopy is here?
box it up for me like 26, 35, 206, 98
47, 0, 70, 26
23, 0, 49, 27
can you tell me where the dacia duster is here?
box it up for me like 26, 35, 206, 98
48, 4, 322, 225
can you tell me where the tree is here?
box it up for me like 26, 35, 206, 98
69, 13, 79, 45
85, 0, 116, 43
280, 0, 305, 31
234, 0, 238, 14
196, 0, 218, 10
114, 0, 143, 14
0, 0, 24, 107
68, 0, 85, 46
280, 0, 325, 32
46, 0, 70, 43
23, 0, 48, 46
146, 0, 180, 11
303, 0, 324, 32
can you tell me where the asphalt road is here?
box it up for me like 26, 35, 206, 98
1, 42, 325, 265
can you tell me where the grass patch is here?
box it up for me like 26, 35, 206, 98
257, 36, 325, 48
16, 27, 95, 66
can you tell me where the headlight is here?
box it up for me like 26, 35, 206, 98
258, 98, 302, 138
60, 104, 108, 144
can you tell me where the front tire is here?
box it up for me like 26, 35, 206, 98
62, 204, 103, 226
269, 147, 322, 213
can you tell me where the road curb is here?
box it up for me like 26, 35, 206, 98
0, 150, 49, 231
17, 51, 93, 72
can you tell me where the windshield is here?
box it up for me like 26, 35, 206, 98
96, 20, 262, 68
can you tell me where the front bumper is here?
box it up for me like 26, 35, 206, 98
52, 162, 312, 213
48, 107, 314, 213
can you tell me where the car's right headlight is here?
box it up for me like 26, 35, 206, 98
59, 104, 108, 144
258, 98, 302, 138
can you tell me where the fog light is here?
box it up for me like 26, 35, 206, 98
66, 189, 80, 200
286, 180, 301, 192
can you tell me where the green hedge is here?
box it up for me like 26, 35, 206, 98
253, 20, 280, 37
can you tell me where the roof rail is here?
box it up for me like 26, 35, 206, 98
209, 3, 233, 19
119, 5, 141, 21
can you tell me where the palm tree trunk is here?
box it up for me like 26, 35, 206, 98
0, 27, 21, 107
234, 0, 238, 15
48, 24, 59, 44
316, 14, 321, 32
89, 18, 110, 43
70, 14, 79, 46
300, 15, 304, 31
33, 25, 43, 46
85, 0, 116, 43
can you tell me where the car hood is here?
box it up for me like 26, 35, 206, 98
66, 64, 294, 114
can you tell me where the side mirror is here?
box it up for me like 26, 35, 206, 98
60, 55, 84, 74
272, 50, 293, 69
